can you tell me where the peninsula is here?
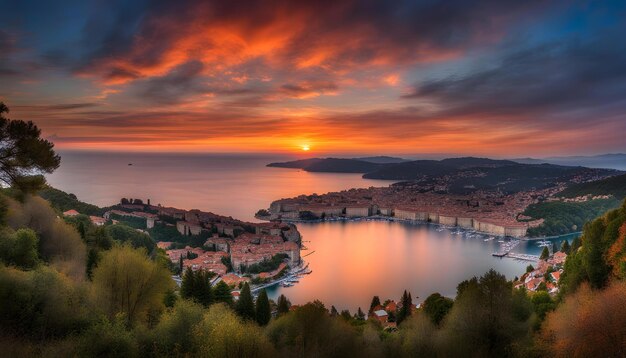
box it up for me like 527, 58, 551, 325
263, 158, 623, 238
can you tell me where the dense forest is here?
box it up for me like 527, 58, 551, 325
523, 198, 621, 236
2, 103, 626, 357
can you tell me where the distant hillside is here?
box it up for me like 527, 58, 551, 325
512, 153, 626, 170
558, 173, 626, 199
353, 156, 409, 164
268, 156, 619, 193
362, 160, 455, 179
267, 158, 384, 173
38, 187, 104, 216
439, 157, 518, 169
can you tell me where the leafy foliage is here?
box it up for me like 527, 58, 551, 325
255, 289, 271, 326
0, 103, 60, 192
524, 198, 621, 236
38, 187, 103, 216
91, 245, 174, 326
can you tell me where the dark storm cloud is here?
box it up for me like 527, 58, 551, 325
133, 60, 208, 104
403, 23, 626, 118
74, 0, 553, 83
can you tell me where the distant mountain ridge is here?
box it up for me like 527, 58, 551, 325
267, 156, 621, 194
512, 153, 626, 170
558, 173, 626, 199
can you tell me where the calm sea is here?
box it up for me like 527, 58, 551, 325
47, 151, 558, 312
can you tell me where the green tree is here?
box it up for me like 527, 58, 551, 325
422, 292, 453, 326
540, 246, 550, 260
397, 290, 413, 325
235, 282, 255, 321
212, 280, 233, 306
0, 228, 39, 269
583, 220, 610, 289
195, 270, 213, 307
561, 240, 571, 254
440, 269, 531, 357
330, 305, 338, 317
255, 289, 271, 326
356, 307, 365, 320
91, 245, 174, 326
194, 304, 275, 357
181, 266, 195, 300
0, 102, 60, 192
369, 295, 381, 313
531, 291, 555, 322
277, 294, 290, 315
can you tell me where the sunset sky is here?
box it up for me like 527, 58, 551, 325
1, 0, 625, 157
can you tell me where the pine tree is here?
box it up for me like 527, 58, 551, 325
212, 281, 233, 305
330, 305, 338, 317
540, 246, 550, 260
369, 296, 381, 313
180, 266, 194, 299
397, 290, 413, 325
255, 289, 271, 326
561, 240, 571, 254
235, 282, 255, 321
356, 307, 365, 320
277, 294, 290, 315
196, 270, 213, 306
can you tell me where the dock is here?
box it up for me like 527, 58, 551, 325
506, 253, 540, 262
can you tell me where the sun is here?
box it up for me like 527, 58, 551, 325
301, 144, 311, 151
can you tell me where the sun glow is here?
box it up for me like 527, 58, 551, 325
301, 144, 311, 151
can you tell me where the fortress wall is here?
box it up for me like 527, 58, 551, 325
346, 207, 371, 217
476, 221, 506, 236
457, 217, 474, 228
394, 209, 418, 220
428, 213, 440, 223
416, 212, 429, 221
439, 215, 458, 226
505, 226, 527, 238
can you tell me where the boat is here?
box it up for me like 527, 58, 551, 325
281, 282, 293, 287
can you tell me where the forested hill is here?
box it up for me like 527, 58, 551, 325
268, 156, 620, 193
268, 158, 385, 173
558, 173, 626, 199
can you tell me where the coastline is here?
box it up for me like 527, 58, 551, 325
257, 214, 582, 241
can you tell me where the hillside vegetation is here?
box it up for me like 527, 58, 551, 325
524, 198, 621, 237
558, 173, 626, 199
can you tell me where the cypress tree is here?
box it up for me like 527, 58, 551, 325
369, 296, 381, 313
180, 266, 194, 299
235, 282, 255, 320
196, 270, 213, 306
213, 281, 233, 305
540, 246, 550, 260
561, 240, 571, 254
178, 254, 183, 274
277, 294, 290, 315
397, 290, 413, 324
552, 241, 558, 254
330, 305, 338, 317
356, 307, 365, 320
255, 289, 271, 326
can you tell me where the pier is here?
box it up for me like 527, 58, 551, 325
506, 253, 540, 262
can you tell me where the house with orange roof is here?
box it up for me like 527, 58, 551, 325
89, 216, 107, 226
63, 209, 80, 217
